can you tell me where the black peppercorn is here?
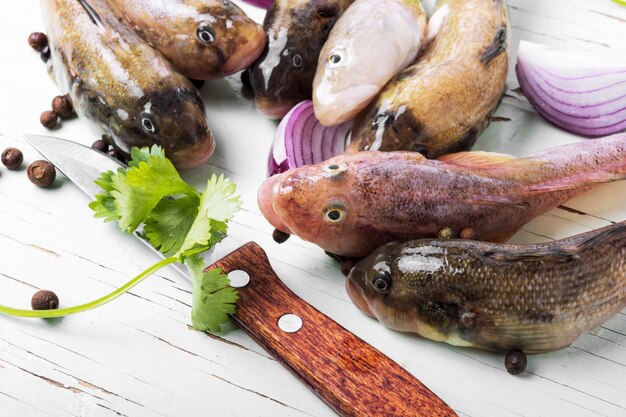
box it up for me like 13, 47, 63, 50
31, 290, 59, 310
272, 228, 290, 244
40, 110, 58, 129
107, 148, 123, 161
27, 160, 56, 187
1, 147, 23, 170
28, 32, 48, 52
51, 95, 74, 119
91, 139, 110, 153
505, 349, 527, 375
40, 45, 51, 63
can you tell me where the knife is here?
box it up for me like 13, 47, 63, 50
24, 134, 457, 417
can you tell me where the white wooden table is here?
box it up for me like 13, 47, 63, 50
1, 1, 625, 416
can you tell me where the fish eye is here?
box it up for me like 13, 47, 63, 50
139, 112, 157, 134
323, 206, 346, 223
372, 270, 392, 293
196, 22, 215, 44
292, 54, 303, 68
329, 52, 342, 66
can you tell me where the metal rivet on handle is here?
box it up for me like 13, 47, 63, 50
228, 270, 250, 288
278, 314, 303, 333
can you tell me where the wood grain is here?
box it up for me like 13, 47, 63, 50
207, 242, 457, 417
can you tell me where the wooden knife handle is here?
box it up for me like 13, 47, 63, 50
207, 242, 457, 417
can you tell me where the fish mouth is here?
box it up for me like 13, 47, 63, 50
258, 175, 293, 234
255, 97, 300, 119
314, 84, 379, 126
345, 275, 374, 318
169, 134, 215, 170
222, 26, 267, 76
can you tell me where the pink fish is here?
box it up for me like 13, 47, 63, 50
258, 133, 626, 257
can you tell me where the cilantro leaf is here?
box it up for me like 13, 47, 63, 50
87, 145, 241, 333
142, 196, 199, 256
177, 174, 241, 257
187, 256, 239, 332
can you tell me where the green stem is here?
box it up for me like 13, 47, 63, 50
0, 256, 179, 319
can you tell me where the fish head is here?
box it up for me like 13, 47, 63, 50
258, 152, 404, 257
161, 0, 266, 79
110, 81, 214, 170
249, 1, 342, 118
313, 35, 384, 126
347, 240, 473, 343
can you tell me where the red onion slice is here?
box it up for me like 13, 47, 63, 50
267, 101, 353, 176
516, 41, 626, 137
240, 0, 273, 9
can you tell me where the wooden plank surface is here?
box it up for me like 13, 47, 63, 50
0, 1, 625, 416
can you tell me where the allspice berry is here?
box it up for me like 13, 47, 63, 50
1, 147, 23, 170
272, 228, 290, 244
28, 32, 48, 52
460, 228, 478, 240
27, 160, 56, 187
107, 148, 124, 162
31, 290, 59, 310
40, 110, 58, 129
438, 227, 457, 239
51, 95, 74, 119
91, 139, 110, 153
505, 349, 527, 375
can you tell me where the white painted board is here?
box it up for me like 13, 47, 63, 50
0, 1, 625, 416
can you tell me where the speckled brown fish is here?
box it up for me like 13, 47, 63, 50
42, 0, 214, 169
346, 222, 626, 353
248, 0, 355, 118
348, 0, 509, 157
106, 0, 266, 80
258, 133, 626, 257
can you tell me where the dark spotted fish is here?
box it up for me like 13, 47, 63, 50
248, 0, 356, 118
348, 0, 509, 157
346, 221, 626, 353
105, 0, 266, 80
258, 133, 626, 257
42, 0, 214, 169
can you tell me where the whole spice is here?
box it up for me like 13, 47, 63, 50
505, 349, 527, 375
1, 148, 24, 170
40, 110, 58, 129
437, 227, 457, 239
91, 139, 110, 153
28, 32, 48, 52
189, 78, 205, 90
51, 95, 74, 119
272, 228, 290, 244
31, 290, 59, 310
459, 228, 478, 240
27, 160, 56, 187
40, 46, 51, 63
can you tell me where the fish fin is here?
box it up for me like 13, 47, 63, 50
481, 247, 580, 264
482, 223, 626, 263
572, 223, 626, 251
438, 151, 546, 173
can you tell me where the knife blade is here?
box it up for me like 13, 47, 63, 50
24, 133, 457, 417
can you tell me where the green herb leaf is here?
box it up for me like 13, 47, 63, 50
177, 174, 241, 258
142, 196, 199, 256
187, 255, 239, 332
